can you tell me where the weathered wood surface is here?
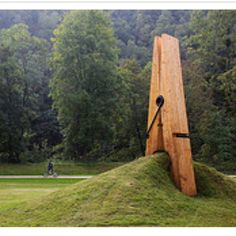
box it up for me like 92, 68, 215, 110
146, 34, 197, 196
145, 36, 163, 155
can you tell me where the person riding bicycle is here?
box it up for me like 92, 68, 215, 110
48, 160, 54, 175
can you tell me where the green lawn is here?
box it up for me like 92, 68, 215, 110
0, 178, 82, 212
0, 153, 236, 226
0, 161, 124, 175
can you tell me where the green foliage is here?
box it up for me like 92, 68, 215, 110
0, 10, 64, 40
0, 24, 57, 163
0, 24, 39, 161
215, 66, 236, 116
50, 11, 119, 160
0, 10, 235, 167
114, 59, 150, 158
111, 10, 191, 65
187, 11, 236, 78
185, 11, 236, 164
19, 140, 51, 163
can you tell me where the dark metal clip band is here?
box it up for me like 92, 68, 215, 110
146, 95, 164, 139
173, 133, 190, 138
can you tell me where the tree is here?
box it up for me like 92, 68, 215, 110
50, 11, 119, 160
0, 10, 64, 41
110, 11, 159, 66
0, 24, 52, 162
184, 10, 236, 164
0, 45, 24, 162
187, 11, 236, 79
110, 60, 150, 161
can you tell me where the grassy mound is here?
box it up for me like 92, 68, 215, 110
1, 153, 236, 226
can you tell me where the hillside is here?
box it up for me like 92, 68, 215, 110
0, 153, 236, 226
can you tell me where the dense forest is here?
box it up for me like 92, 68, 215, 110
0, 10, 235, 170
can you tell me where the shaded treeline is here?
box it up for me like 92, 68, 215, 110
0, 10, 235, 167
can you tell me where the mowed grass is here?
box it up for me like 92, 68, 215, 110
0, 178, 82, 212
0, 152, 236, 226
0, 161, 124, 175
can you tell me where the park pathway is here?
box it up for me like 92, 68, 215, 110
0, 175, 93, 179
0, 175, 235, 179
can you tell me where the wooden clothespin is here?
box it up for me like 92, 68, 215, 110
146, 34, 197, 197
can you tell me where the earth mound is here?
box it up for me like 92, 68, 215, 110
1, 153, 236, 226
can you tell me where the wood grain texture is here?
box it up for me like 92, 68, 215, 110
145, 36, 164, 155
145, 34, 197, 196
161, 34, 181, 189
161, 34, 197, 196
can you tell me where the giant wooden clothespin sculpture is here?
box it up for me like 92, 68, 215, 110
146, 34, 197, 197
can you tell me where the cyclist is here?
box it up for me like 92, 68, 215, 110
48, 160, 54, 175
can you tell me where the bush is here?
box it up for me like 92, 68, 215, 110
20, 141, 51, 163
